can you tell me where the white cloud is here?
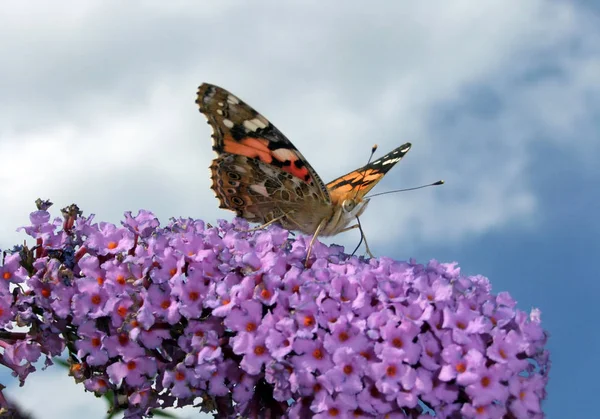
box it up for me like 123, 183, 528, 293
8, 368, 108, 418
6, 367, 212, 418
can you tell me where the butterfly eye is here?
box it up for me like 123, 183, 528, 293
342, 199, 356, 212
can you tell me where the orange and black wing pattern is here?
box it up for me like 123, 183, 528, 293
196, 83, 330, 203
327, 143, 412, 205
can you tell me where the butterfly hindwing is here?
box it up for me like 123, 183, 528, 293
210, 153, 333, 231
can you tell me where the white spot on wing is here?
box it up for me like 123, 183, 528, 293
227, 95, 240, 105
272, 148, 297, 162
243, 118, 268, 132
256, 115, 269, 126
259, 165, 279, 178
223, 119, 234, 129
382, 157, 401, 165
250, 184, 270, 197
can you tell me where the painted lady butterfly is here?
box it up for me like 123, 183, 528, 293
196, 83, 412, 259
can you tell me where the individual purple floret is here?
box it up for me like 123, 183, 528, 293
0, 203, 550, 418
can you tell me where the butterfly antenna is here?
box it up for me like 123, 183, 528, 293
353, 144, 378, 201
366, 180, 444, 198
351, 233, 363, 257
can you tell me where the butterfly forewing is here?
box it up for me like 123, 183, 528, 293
196, 83, 330, 203
327, 143, 411, 205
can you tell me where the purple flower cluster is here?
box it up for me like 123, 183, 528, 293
0, 204, 549, 418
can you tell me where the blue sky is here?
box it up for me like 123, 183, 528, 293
0, 1, 598, 417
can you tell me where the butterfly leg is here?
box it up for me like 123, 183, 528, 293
235, 212, 290, 233
337, 224, 359, 234
305, 218, 327, 267
359, 229, 375, 258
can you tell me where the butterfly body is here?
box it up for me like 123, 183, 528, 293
197, 83, 411, 240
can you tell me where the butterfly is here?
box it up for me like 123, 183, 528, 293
196, 83, 412, 261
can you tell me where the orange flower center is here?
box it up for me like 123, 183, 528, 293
117, 306, 128, 317
118, 334, 129, 346
392, 337, 403, 348
303, 315, 315, 327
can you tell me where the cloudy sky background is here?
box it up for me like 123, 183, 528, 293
0, 1, 598, 417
